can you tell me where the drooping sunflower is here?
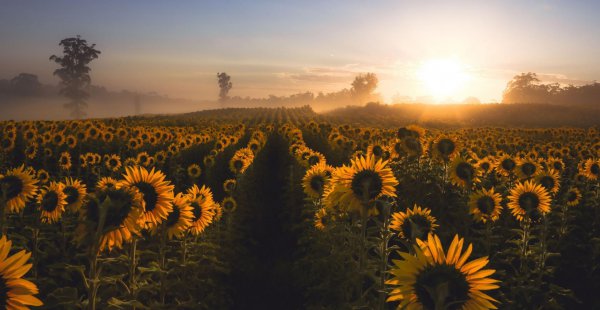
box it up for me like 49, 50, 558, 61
534, 169, 561, 195
221, 196, 237, 213
390, 205, 438, 241
229, 148, 254, 174
0, 166, 38, 213
62, 177, 87, 213
121, 166, 174, 229
302, 163, 334, 199
468, 188, 503, 223
37, 182, 67, 224
187, 164, 202, 178
387, 234, 500, 309
332, 155, 398, 215
565, 187, 582, 207
448, 156, 480, 189
186, 185, 216, 235
582, 158, 600, 180
0, 235, 43, 308
162, 193, 193, 240
507, 180, 552, 222
76, 185, 144, 251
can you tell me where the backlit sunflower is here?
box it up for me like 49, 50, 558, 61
37, 182, 67, 224
449, 156, 480, 189
229, 148, 254, 174
36, 169, 50, 185
0, 166, 38, 213
62, 177, 87, 212
507, 180, 551, 222
121, 166, 174, 229
75, 185, 144, 251
390, 205, 438, 241
105, 154, 122, 172
314, 207, 330, 230
0, 235, 43, 309
162, 193, 193, 240
187, 164, 202, 178
431, 135, 460, 162
367, 141, 388, 160
565, 187, 582, 207
476, 156, 496, 175
302, 163, 334, 199
331, 155, 398, 215
468, 188, 503, 223
187, 185, 216, 235
534, 169, 560, 195
96, 177, 119, 191
223, 179, 237, 194
387, 234, 500, 309
58, 152, 72, 170
495, 155, 517, 177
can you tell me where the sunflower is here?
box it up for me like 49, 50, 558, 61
187, 164, 202, 178
302, 163, 333, 199
105, 154, 122, 172
62, 177, 87, 213
516, 158, 540, 180
448, 156, 480, 189
121, 166, 174, 229
36, 169, 50, 185
386, 234, 500, 310
534, 169, 560, 195
495, 155, 517, 177
136, 152, 151, 167
390, 205, 438, 241
468, 188, 503, 223
331, 155, 398, 215
476, 156, 496, 175
37, 182, 67, 223
221, 196, 237, 213
0, 235, 43, 308
431, 135, 460, 162
223, 179, 237, 194
582, 158, 600, 180
96, 177, 119, 191
76, 185, 144, 251
546, 157, 564, 173
58, 152, 72, 170
187, 185, 216, 235
306, 151, 327, 167
565, 187, 582, 207
0, 166, 38, 213
507, 180, 552, 222
162, 193, 193, 240
213, 203, 223, 222
367, 142, 388, 160
230, 148, 254, 174
314, 207, 330, 230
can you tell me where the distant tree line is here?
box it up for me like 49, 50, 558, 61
502, 72, 600, 107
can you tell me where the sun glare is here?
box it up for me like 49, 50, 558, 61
417, 59, 470, 102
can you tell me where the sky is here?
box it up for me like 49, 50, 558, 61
1, 0, 600, 103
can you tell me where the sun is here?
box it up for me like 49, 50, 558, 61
417, 59, 470, 102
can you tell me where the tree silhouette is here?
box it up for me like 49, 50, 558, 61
50, 35, 101, 119
9, 73, 41, 96
350, 73, 378, 104
217, 72, 232, 102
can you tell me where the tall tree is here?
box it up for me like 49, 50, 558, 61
9, 73, 41, 96
50, 35, 101, 119
502, 72, 551, 104
217, 72, 233, 102
350, 73, 378, 104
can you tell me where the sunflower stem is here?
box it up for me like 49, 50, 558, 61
159, 222, 168, 305
520, 220, 531, 273
128, 237, 138, 309
378, 202, 391, 310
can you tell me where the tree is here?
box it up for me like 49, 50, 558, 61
502, 72, 551, 104
217, 72, 232, 102
9, 73, 42, 96
50, 35, 101, 119
350, 73, 378, 104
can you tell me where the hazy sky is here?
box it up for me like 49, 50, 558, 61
1, 0, 599, 103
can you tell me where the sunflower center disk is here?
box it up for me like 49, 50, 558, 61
456, 162, 474, 182
414, 264, 470, 310
309, 176, 325, 194
437, 139, 456, 157
136, 182, 159, 212
41, 192, 59, 212
477, 196, 495, 215
521, 163, 536, 176
0, 176, 24, 200
518, 192, 540, 218
191, 201, 203, 221
402, 214, 432, 241
501, 159, 516, 171
166, 206, 181, 227
64, 186, 79, 205
351, 170, 383, 201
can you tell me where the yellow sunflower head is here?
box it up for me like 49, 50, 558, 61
565, 187, 582, 207
582, 158, 600, 180
37, 181, 67, 224
187, 164, 202, 178
468, 188, 503, 223
449, 156, 481, 189
496, 155, 517, 177
534, 169, 560, 195
121, 166, 174, 230
162, 193, 193, 240
62, 177, 87, 213
387, 233, 499, 309
390, 205, 438, 241
223, 179, 237, 194
516, 158, 541, 180
0, 165, 38, 213
0, 235, 43, 308
221, 196, 237, 213
314, 207, 332, 230
431, 135, 460, 162
105, 154, 122, 172
186, 185, 216, 235
302, 163, 334, 199
508, 180, 552, 222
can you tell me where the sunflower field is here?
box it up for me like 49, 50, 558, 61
0, 106, 599, 309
